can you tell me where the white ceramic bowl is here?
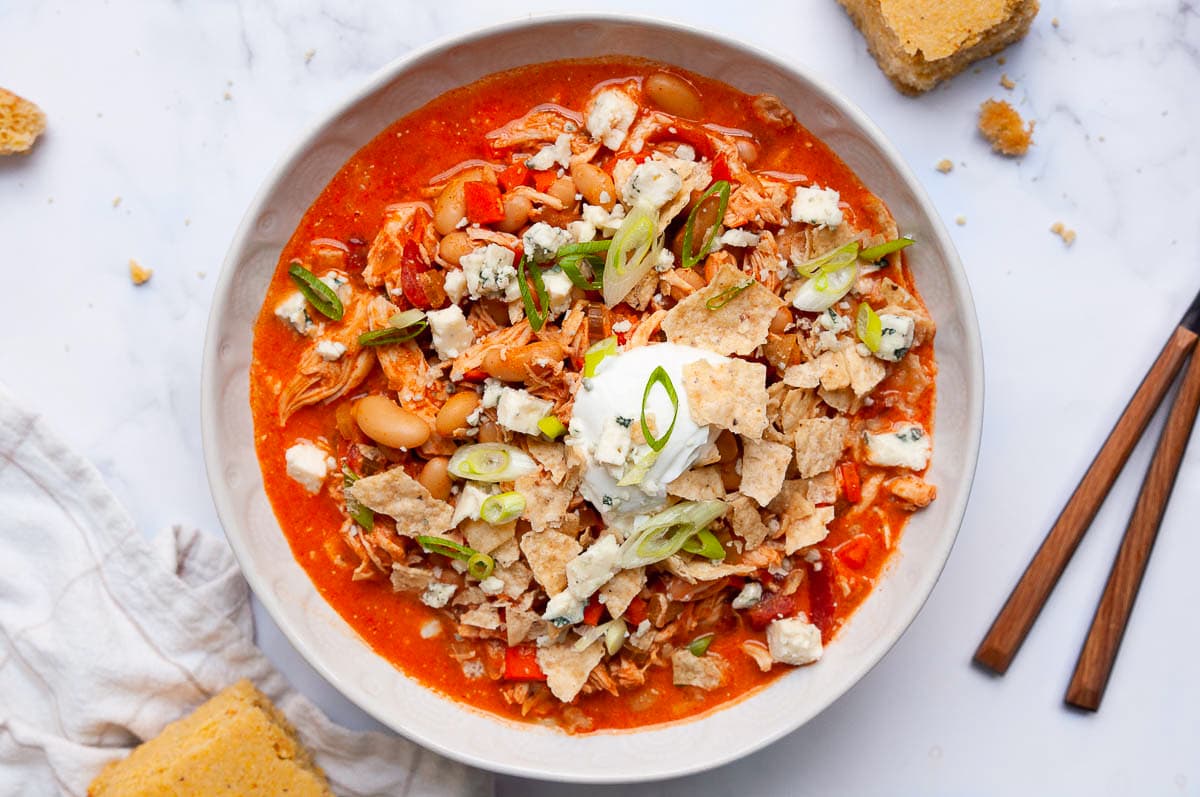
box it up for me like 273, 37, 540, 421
202, 14, 984, 783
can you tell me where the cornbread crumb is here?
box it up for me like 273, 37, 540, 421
997, 56, 1007, 65
89, 680, 332, 797
936, 159, 954, 174
1000, 73, 1016, 89
955, 216, 967, 226
1051, 16, 1060, 27
1050, 221, 1076, 246
112, 196, 122, 208
837, 0, 1039, 95
978, 99, 1034, 155
0, 87, 46, 154
305, 48, 316, 63
129, 259, 153, 285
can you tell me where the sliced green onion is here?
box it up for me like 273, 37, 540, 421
705, 278, 755, 311
640, 366, 679, 453
583, 336, 618, 378
556, 241, 611, 257
288, 261, 344, 321
415, 535, 474, 560
794, 241, 860, 279
558, 254, 604, 290
618, 500, 728, 568
517, 256, 550, 332
688, 633, 715, 657
480, 491, 525, 524
791, 259, 858, 312
447, 443, 537, 482
573, 617, 628, 655
358, 320, 428, 347
859, 236, 914, 263
388, 308, 426, 329
680, 527, 726, 560
681, 180, 731, 269
616, 448, 660, 486
467, 552, 495, 580
537, 415, 567, 440
856, 302, 883, 352
342, 468, 374, 530
602, 203, 661, 307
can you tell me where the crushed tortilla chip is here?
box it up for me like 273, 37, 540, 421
842, 347, 887, 397
727, 493, 771, 548
460, 604, 501, 630
667, 465, 726, 501
793, 417, 849, 478
661, 262, 784, 356
738, 437, 792, 506
783, 361, 821, 389
349, 467, 454, 537
682, 358, 769, 438
538, 639, 605, 702
390, 565, 435, 593
663, 555, 757, 584
804, 472, 837, 506
516, 472, 575, 532
671, 649, 727, 690
598, 567, 646, 619
492, 561, 533, 599
462, 518, 515, 556
506, 605, 542, 646
525, 438, 570, 484
519, 531, 581, 595
785, 505, 836, 554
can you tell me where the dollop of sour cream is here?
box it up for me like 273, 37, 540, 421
568, 343, 727, 523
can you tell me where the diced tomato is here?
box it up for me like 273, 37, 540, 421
838, 461, 862, 503
711, 154, 731, 183
463, 181, 505, 225
532, 170, 558, 194
624, 595, 648, 626
399, 240, 432, 309
807, 551, 837, 641
461, 368, 489, 383
582, 594, 605, 626
503, 645, 546, 681
836, 536, 871, 570
498, 162, 531, 192
746, 590, 800, 631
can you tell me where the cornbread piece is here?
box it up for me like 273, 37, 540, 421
0, 87, 46, 154
838, 0, 1039, 95
1049, 221, 1077, 246
978, 99, 1034, 155
89, 680, 332, 797
936, 158, 954, 173
129, 259, 153, 285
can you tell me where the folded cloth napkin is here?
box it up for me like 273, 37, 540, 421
0, 387, 492, 797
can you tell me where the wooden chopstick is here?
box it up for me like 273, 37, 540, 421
974, 324, 1199, 675
1066, 348, 1200, 710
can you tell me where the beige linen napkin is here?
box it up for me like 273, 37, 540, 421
0, 387, 492, 797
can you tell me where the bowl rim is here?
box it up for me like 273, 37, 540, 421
201, 11, 984, 783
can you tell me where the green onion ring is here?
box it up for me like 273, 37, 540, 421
556, 240, 611, 257
681, 180, 731, 269
341, 468, 374, 530
518, 256, 550, 332
558, 254, 604, 290
794, 240, 860, 279
358, 320, 428, 347
447, 443, 537, 482
467, 552, 495, 580
858, 236, 914, 263
537, 415, 567, 440
856, 302, 883, 352
705, 278, 755, 311
480, 491, 526, 525
288, 261, 344, 321
415, 535, 474, 561
640, 365, 679, 453
688, 633, 715, 657
681, 527, 726, 560
583, 336, 618, 378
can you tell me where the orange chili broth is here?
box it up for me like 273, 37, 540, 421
250, 57, 935, 731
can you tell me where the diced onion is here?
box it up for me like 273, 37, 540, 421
480, 491, 526, 524
447, 443, 537, 482
602, 203, 661, 307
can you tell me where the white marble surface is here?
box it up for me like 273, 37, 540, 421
3, 1, 1198, 794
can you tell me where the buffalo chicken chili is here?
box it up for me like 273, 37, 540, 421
250, 57, 937, 733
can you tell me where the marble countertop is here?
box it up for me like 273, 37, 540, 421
4, 1, 1198, 794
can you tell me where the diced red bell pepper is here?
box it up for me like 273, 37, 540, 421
807, 551, 837, 641
400, 240, 432, 309
624, 595, 648, 626
838, 461, 862, 503
531, 169, 558, 194
503, 645, 547, 681
498, 162, 531, 192
460, 368, 489, 383
836, 536, 871, 571
582, 594, 605, 626
711, 154, 731, 183
746, 590, 800, 631
463, 181, 505, 225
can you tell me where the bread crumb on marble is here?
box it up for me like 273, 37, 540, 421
1000, 73, 1016, 90
955, 216, 967, 226
936, 158, 954, 174
978, 99, 1034, 155
129, 259, 153, 285
1050, 222, 1076, 246
0, 87, 46, 155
